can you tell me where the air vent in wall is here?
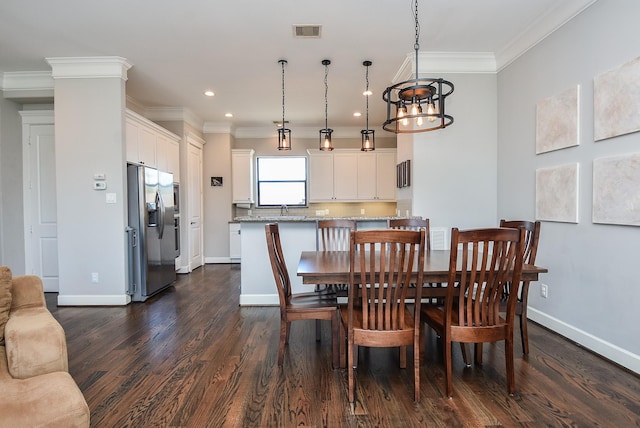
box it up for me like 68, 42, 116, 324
293, 25, 322, 38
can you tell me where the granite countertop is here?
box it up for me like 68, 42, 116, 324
233, 216, 409, 222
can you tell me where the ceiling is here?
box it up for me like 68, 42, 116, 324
0, 0, 597, 136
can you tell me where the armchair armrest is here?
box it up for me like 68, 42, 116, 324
10, 275, 46, 311
5, 275, 68, 379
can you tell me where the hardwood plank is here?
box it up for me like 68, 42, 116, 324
45, 264, 640, 427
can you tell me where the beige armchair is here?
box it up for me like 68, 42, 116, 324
0, 267, 90, 428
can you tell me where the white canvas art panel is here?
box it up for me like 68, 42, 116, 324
593, 153, 640, 226
536, 86, 580, 154
594, 56, 640, 141
535, 163, 579, 223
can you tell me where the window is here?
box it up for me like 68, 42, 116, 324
257, 156, 307, 206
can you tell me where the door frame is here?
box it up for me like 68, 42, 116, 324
20, 110, 55, 281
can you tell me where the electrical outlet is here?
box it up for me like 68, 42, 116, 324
360, 208, 366, 215
540, 283, 548, 298
91, 272, 99, 283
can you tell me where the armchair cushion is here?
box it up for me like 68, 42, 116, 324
5, 307, 68, 379
0, 266, 12, 346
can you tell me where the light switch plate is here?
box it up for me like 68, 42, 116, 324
106, 193, 117, 204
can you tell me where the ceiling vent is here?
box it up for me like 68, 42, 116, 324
293, 25, 321, 38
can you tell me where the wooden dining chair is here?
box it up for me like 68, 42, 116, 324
341, 228, 426, 405
387, 217, 431, 251
420, 227, 526, 397
315, 219, 357, 295
265, 223, 340, 368
499, 219, 541, 355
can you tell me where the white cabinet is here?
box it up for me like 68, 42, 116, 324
231, 149, 254, 204
125, 110, 180, 177
308, 152, 334, 201
308, 149, 395, 202
229, 223, 241, 262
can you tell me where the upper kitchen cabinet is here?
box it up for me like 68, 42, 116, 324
231, 149, 255, 204
126, 110, 180, 179
308, 149, 395, 202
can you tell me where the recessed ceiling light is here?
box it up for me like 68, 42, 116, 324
225, 113, 233, 118
353, 112, 362, 117
204, 90, 215, 97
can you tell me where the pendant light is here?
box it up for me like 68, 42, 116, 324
277, 59, 292, 150
361, 60, 375, 151
382, 0, 454, 133
319, 59, 334, 151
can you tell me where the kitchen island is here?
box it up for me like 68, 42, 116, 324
235, 216, 403, 305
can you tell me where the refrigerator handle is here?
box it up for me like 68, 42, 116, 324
157, 191, 165, 239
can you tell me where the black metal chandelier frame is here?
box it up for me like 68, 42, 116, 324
382, 0, 454, 134
277, 59, 292, 150
319, 59, 334, 151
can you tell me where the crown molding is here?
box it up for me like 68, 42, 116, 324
45, 56, 132, 80
496, 0, 599, 71
393, 51, 497, 83
144, 106, 203, 131
1, 71, 53, 91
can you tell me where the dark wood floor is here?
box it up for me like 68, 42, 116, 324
47, 264, 640, 427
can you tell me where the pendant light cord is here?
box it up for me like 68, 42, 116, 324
413, 0, 420, 79
324, 62, 329, 130
365, 64, 370, 131
281, 60, 286, 126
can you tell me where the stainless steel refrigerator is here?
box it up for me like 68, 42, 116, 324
127, 164, 176, 301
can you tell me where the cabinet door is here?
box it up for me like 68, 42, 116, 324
357, 153, 377, 200
229, 223, 241, 260
156, 134, 169, 172
333, 153, 358, 200
376, 152, 397, 200
308, 152, 334, 201
167, 139, 180, 181
231, 150, 254, 203
138, 127, 157, 167
125, 119, 139, 164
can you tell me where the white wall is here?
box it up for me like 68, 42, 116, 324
497, 0, 640, 372
409, 72, 498, 232
53, 77, 129, 305
0, 97, 25, 272
203, 132, 233, 262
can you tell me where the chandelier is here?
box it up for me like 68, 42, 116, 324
319, 59, 334, 151
277, 59, 292, 150
361, 60, 375, 151
382, 0, 454, 133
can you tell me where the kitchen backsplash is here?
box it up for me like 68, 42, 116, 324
234, 202, 398, 218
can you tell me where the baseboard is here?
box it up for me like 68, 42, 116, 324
239, 294, 279, 306
57, 294, 131, 306
205, 256, 240, 264
528, 307, 640, 374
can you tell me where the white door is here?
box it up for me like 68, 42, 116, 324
22, 117, 59, 291
187, 139, 203, 270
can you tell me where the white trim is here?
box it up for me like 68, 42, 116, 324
19, 111, 55, 276
204, 256, 239, 264
57, 294, 131, 306
393, 52, 497, 82
528, 307, 640, 374
144, 107, 204, 131
2, 71, 53, 91
45, 56, 132, 80
496, 0, 599, 71
239, 294, 279, 306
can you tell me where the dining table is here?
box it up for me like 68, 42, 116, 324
296, 249, 548, 298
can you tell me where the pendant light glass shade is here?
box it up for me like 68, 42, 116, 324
319, 59, 334, 151
382, 0, 454, 134
361, 60, 375, 151
277, 59, 292, 150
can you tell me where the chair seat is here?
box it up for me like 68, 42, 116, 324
340, 305, 416, 347
288, 293, 338, 311
422, 303, 509, 343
